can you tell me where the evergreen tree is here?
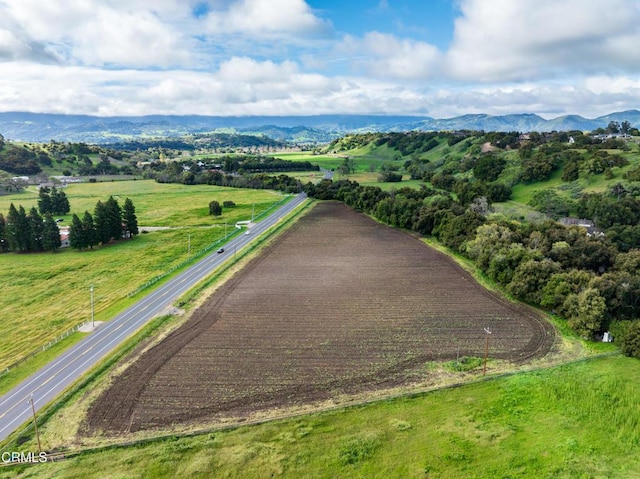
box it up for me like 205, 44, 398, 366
38, 187, 52, 214
42, 213, 61, 252
50, 187, 70, 215
0, 213, 7, 252
28, 206, 45, 251
82, 210, 97, 249
69, 213, 86, 250
105, 196, 123, 241
209, 200, 222, 216
94, 200, 110, 244
7, 205, 31, 252
122, 197, 138, 237
5, 204, 20, 251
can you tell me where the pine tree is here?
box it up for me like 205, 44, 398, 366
38, 187, 52, 214
50, 187, 70, 215
94, 201, 110, 245
9, 205, 31, 252
42, 213, 61, 252
69, 213, 86, 250
105, 196, 123, 241
122, 198, 138, 237
28, 207, 45, 251
82, 211, 97, 249
0, 213, 7, 252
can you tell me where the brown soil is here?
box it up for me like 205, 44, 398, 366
86, 202, 554, 434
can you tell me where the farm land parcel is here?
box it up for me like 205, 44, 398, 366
87, 202, 554, 434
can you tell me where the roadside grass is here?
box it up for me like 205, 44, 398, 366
3, 357, 640, 478
0, 333, 84, 396
0, 228, 220, 374
0, 181, 288, 376
0, 196, 314, 454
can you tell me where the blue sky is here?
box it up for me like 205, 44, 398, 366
1, 0, 640, 118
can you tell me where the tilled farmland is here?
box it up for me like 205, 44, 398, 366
87, 202, 554, 434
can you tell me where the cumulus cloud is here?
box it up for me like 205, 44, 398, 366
2, 0, 640, 118
445, 0, 640, 82
203, 0, 330, 38
339, 32, 442, 80
1, 0, 196, 67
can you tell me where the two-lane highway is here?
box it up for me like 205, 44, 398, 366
0, 192, 307, 443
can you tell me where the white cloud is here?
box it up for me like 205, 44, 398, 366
339, 32, 442, 79
204, 0, 330, 38
1, 0, 195, 67
446, 0, 640, 82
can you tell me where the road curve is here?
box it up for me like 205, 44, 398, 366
0, 192, 308, 443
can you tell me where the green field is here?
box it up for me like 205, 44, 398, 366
4, 356, 640, 478
0, 181, 288, 374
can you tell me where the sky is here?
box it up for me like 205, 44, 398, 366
1, 0, 640, 119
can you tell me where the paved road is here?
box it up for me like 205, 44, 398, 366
0, 193, 308, 443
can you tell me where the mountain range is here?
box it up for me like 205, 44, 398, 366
1, 110, 639, 144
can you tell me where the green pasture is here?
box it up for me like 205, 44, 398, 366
0, 180, 282, 227
0, 181, 288, 374
5, 356, 640, 479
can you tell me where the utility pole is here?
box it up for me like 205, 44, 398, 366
90, 284, 95, 329
188, 234, 191, 257
29, 395, 42, 454
483, 327, 492, 376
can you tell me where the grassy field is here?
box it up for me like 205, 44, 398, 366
3, 356, 640, 478
0, 181, 288, 374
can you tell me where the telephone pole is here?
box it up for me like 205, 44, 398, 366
29, 395, 42, 454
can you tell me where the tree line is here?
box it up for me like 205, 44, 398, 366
0, 204, 61, 252
304, 178, 640, 358
69, 197, 138, 250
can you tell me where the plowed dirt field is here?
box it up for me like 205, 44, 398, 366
87, 202, 554, 434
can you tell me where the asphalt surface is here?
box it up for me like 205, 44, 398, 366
0, 192, 307, 444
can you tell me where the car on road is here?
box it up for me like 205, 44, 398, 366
217, 248, 224, 253
245, 230, 251, 235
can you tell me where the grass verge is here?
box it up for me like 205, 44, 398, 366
2, 356, 639, 478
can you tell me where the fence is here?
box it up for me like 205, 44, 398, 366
0, 195, 294, 379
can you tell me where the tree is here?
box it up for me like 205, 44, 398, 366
337, 157, 357, 176
69, 214, 86, 250
122, 198, 139, 237
42, 213, 61, 252
82, 211, 98, 249
607, 121, 621, 134
209, 200, 222, 216
565, 288, 607, 338
28, 207, 45, 251
50, 187, 70, 215
520, 152, 556, 182
105, 196, 123, 241
507, 259, 562, 304
93, 201, 110, 245
5, 204, 31, 252
38, 187, 52, 214
0, 213, 6, 252
612, 321, 640, 358
621, 120, 631, 134
473, 154, 505, 182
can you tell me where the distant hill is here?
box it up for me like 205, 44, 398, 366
1, 110, 638, 144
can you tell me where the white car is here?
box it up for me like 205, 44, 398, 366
244, 230, 251, 235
